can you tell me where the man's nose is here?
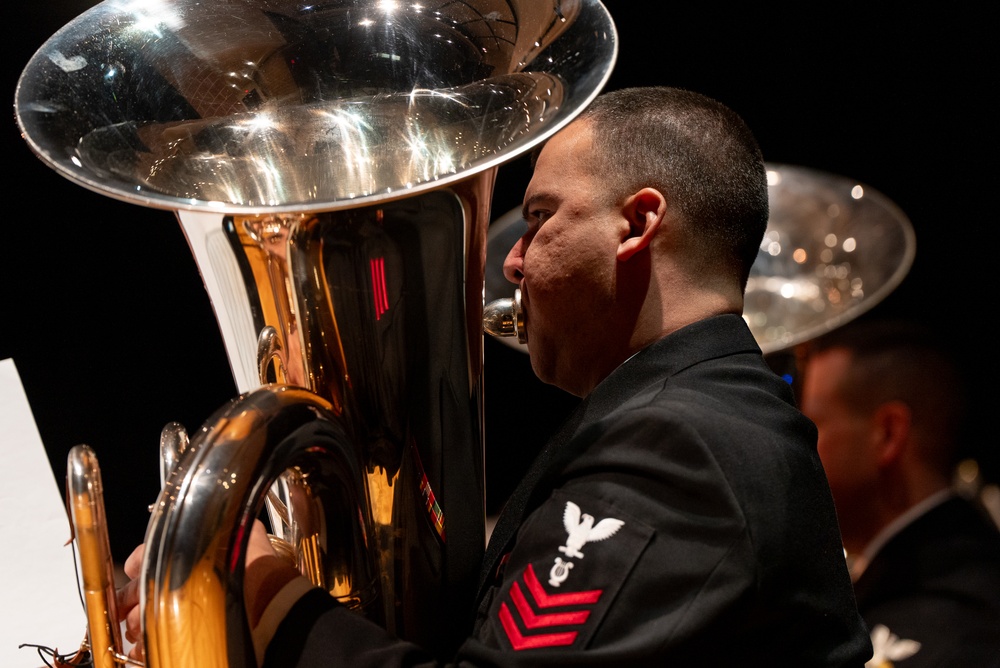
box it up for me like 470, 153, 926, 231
502, 241, 524, 284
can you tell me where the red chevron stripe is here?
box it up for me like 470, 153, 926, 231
523, 564, 603, 606
499, 603, 578, 650
511, 581, 591, 628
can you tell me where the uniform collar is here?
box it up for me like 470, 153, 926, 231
849, 488, 955, 581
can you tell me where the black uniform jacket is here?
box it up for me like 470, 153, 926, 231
264, 314, 872, 667
854, 495, 1000, 667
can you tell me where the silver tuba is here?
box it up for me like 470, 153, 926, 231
15, 1, 617, 666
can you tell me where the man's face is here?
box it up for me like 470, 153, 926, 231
502, 121, 624, 396
799, 347, 879, 542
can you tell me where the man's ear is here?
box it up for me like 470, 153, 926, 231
617, 187, 667, 262
873, 400, 912, 467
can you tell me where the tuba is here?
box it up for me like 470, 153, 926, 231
15, 1, 617, 666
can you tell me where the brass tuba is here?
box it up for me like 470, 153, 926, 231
15, 1, 617, 666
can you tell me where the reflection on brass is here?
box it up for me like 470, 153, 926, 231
256, 325, 288, 385
17, 0, 617, 665
16, 0, 616, 215
157, 421, 188, 490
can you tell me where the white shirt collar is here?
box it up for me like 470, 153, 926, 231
849, 488, 954, 581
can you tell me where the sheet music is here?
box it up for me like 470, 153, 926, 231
0, 358, 86, 666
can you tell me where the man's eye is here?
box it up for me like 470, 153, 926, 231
531, 210, 551, 225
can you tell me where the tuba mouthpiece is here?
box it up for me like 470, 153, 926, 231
483, 288, 526, 344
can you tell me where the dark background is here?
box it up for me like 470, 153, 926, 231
4, 3, 996, 561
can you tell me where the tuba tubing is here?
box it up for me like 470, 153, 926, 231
66, 446, 126, 668
142, 386, 363, 668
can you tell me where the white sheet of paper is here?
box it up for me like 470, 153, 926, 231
0, 358, 86, 666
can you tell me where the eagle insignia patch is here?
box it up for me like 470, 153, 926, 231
559, 501, 624, 559
866, 624, 921, 668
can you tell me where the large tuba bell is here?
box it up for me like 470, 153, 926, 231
15, 1, 617, 666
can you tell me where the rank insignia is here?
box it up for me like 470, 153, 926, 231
491, 491, 653, 651
499, 564, 603, 650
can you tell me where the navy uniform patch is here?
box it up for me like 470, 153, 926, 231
490, 489, 653, 651
867, 624, 921, 667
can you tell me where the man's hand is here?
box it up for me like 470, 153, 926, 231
117, 544, 145, 662
115, 520, 300, 662
244, 520, 302, 628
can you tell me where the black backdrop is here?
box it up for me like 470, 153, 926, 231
3, 3, 996, 562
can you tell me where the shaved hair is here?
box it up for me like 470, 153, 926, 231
576, 86, 769, 291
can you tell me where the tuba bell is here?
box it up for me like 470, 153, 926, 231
15, 1, 617, 666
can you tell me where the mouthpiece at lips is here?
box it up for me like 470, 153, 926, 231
483, 288, 527, 344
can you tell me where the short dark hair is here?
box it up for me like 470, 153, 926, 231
802, 318, 968, 472
578, 86, 769, 291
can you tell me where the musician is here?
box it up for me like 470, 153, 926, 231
797, 319, 1000, 666
121, 86, 872, 665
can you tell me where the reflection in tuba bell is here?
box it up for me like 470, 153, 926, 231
15, 1, 617, 665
